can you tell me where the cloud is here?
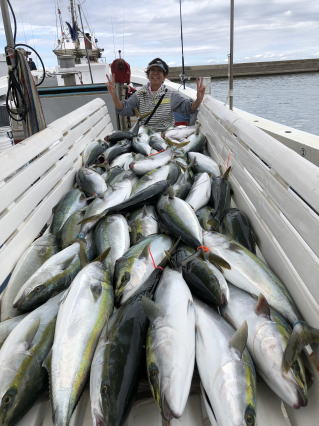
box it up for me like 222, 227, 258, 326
0, 0, 317, 67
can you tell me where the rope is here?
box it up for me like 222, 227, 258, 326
147, 149, 165, 156
197, 246, 210, 252
4, 2, 46, 136
6, 0, 17, 43
148, 247, 164, 270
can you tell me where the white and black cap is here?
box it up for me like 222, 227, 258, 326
146, 58, 169, 74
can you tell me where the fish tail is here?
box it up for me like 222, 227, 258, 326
283, 321, 319, 372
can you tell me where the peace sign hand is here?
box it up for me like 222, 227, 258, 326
196, 77, 206, 103
106, 73, 116, 96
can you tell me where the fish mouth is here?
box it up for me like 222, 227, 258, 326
220, 292, 228, 306
293, 391, 308, 409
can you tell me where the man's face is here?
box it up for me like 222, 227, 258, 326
148, 67, 165, 87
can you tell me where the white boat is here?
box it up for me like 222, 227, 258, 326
0, 68, 318, 423
0, 1, 318, 425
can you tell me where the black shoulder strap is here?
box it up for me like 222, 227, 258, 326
144, 88, 168, 125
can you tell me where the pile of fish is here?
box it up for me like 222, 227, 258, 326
0, 123, 318, 426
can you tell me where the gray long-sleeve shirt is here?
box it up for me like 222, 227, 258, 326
116, 84, 195, 131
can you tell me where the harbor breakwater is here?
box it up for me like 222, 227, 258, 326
169, 58, 319, 80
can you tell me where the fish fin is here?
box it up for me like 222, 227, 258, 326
187, 299, 194, 314
181, 251, 200, 265
141, 296, 163, 321
283, 321, 319, 372
139, 244, 151, 259
42, 349, 52, 375
207, 252, 231, 269
255, 294, 271, 318
23, 318, 41, 350
79, 211, 107, 225
57, 290, 70, 309
175, 160, 187, 172
164, 136, 190, 148
94, 247, 111, 263
90, 282, 102, 300
222, 166, 231, 179
167, 186, 175, 199
229, 321, 248, 359
160, 237, 181, 267
77, 238, 89, 268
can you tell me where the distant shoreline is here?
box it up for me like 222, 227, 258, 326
169, 58, 319, 80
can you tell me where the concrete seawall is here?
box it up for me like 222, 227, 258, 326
169, 58, 319, 80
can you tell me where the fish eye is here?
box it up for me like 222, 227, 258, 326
245, 406, 256, 426
101, 383, 108, 396
2, 395, 11, 406
1, 389, 16, 410
245, 413, 255, 425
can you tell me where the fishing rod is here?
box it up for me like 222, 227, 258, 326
179, 0, 186, 89
229, 0, 234, 110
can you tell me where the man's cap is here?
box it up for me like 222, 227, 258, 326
146, 58, 169, 74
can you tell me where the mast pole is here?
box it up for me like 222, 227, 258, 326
0, 0, 15, 48
229, 0, 234, 110
78, 4, 94, 84
70, 0, 77, 35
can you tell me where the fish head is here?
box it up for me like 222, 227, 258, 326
13, 284, 46, 312
213, 357, 256, 426
0, 380, 36, 426
280, 359, 308, 408
0, 386, 18, 425
244, 404, 256, 426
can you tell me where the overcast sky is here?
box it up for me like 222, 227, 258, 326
0, 0, 318, 69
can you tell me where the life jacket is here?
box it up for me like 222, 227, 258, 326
110, 58, 131, 84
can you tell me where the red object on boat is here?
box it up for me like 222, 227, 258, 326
110, 58, 131, 84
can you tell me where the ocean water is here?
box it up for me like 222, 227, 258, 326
187, 73, 319, 136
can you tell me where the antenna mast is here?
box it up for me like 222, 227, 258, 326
70, 0, 78, 38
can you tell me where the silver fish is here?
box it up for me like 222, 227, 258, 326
76, 167, 107, 197
145, 267, 195, 420
110, 152, 135, 170
0, 314, 27, 348
203, 231, 319, 372
51, 261, 114, 426
50, 189, 86, 236
0, 294, 62, 426
188, 151, 220, 177
130, 149, 173, 176
83, 140, 109, 167
80, 177, 135, 234
128, 205, 159, 244
13, 242, 81, 312
222, 285, 308, 408
1, 233, 58, 321
114, 234, 173, 304
131, 165, 171, 195
185, 172, 211, 211
203, 231, 300, 325
195, 298, 256, 426
157, 193, 203, 248
164, 125, 196, 140
94, 214, 130, 278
